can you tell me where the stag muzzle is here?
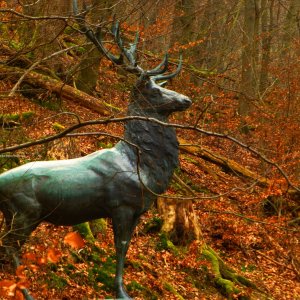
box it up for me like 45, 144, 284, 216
180, 97, 192, 110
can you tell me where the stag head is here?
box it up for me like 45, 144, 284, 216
73, 1, 191, 117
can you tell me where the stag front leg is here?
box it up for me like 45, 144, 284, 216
112, 207, 140, 299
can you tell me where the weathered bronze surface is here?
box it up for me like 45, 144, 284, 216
0, 3, 192, 299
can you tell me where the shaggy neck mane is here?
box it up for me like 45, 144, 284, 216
124, 105, 179, 194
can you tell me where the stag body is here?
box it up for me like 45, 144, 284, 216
0, 4, 191, 298
0, 81, 190, 299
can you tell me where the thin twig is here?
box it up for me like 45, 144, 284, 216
9, 45, 81, 97
0, 115, 297, 193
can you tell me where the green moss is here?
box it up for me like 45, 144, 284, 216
46, 272, 68, 289
127, 280, 144, 292
73, 222, 95, 243
9, 40, 23, 51
29, 96, 62, 111
202, 248, 221, 277
201, 245, 256, 298
88, 256, 116, 292
215, 277, 239, 295
0, 111, 34, 123
67, 245, 117, 293
89, 219, 107, 235
21, 111, 35, 120
0, 154, 21, 173
143, 217, 163, 234
127, 280, 159, 300
63, 263, 76, 276
190, 64, 216, 76
156, 233, 179, 255
97, 141, 114, 149
128, 260, 142, 270
163, 282, 184, 300
52, 122, 65, 132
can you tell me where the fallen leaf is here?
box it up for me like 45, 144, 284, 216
64, 232, 85, 250
0, 280, 17, 297
14, 288, 25, 300
47, 248, 62, 263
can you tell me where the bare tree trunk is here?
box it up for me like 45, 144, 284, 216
239, 0, 259, 115
21, 0, 72, 71
259, 0, 274, 96
76, 0, 118, 94
197, 0, 229, 70
282, 0, 300, 55
170, 0, 197, 45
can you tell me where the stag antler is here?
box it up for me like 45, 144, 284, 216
72, 0, 182, 80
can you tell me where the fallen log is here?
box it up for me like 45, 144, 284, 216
0, 65, 114, 116
179, 137, 270, 187
179, 138, 299, 199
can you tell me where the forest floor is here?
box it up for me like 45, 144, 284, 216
0, 83, 299, 300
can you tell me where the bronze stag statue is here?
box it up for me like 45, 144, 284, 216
0, 2, 191, 299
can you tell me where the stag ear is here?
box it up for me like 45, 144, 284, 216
136, 73, 150, 84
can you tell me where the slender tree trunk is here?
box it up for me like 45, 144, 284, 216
170, 0, 197, 46
259, 0, 274, 96
282, 0, 300, 55
76, 0, 118, 94
239, 0, 259, 115
21, 0, 72, 71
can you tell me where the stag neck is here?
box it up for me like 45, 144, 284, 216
127, 102, 170, 122
123, 113, 178, 194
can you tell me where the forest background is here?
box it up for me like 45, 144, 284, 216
0, 0, 299, 299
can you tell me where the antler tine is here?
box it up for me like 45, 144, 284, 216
94, 29, 124, 65
73, 0, 123, 65
111, 22, 143, 74
74, 0, 146, 71
146, 54, 169, 76
152, 53, 183, 82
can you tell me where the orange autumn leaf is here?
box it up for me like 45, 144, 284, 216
47, 248, 62, 263
64, 232, 85, 250
16, 265, 26, 279
14, 288, 25, 300
22, 252, 37, 263
0, 280, 17, 297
